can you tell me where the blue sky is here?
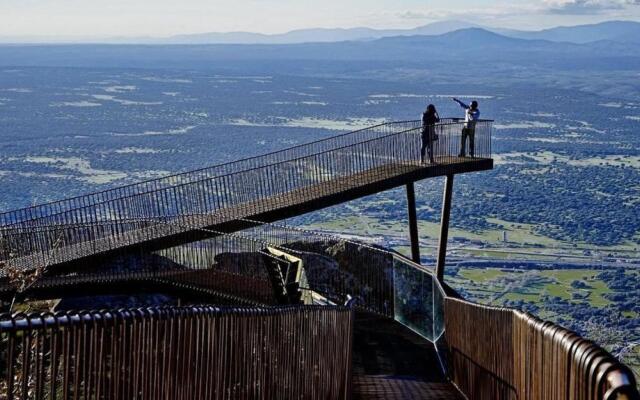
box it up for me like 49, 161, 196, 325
1, 0, 639, 37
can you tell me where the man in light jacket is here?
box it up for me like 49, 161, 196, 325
452, 97, 480, 157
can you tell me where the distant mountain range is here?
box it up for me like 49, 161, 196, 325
2, 20, 639, 45
498, 20, 640, 44
156, 20, 483, 45
2, 26, 639, 73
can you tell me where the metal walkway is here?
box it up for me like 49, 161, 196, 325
0, 120, 492, 272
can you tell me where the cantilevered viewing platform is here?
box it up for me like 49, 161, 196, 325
0, 119, 491, 272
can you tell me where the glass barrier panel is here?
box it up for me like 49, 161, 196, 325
393, 256, 434, 340
433, 279, 446, 341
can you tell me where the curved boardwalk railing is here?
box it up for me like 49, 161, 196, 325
221, 221, 640, 399
0, 306, 353, 400
0, 220, 637, 399
0, 119, 493, 271
444, 297, 639, 400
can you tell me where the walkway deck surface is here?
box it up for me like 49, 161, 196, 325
352, 312, 463, 399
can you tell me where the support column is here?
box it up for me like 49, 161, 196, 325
436, 174, 454, 282
406, 182, 420, 264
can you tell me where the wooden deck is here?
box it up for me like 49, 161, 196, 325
352, 312, 463, 399
7, 157, 492, 272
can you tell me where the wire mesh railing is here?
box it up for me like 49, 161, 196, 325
0, 119, 493, 272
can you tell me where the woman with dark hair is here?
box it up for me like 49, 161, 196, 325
421, 104, 440, 164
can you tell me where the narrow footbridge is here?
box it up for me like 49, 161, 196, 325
0, 119, 492, 271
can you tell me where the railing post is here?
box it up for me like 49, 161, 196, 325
406, 182, 420, 264
436, 174, 454, 282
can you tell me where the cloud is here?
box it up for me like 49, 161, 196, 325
541, 0, 640, 14
390, 0, 640, 25
396, 11, 431, 20
389, 5, 527, 23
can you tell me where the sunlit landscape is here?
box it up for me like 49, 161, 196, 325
1, 4, 640, 393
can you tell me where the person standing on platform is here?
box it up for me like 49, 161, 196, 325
421, 104, 440, 164
452, 97, 480, 157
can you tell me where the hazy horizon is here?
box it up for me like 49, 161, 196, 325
1, 0, 640, 40
0, 18, 639, 45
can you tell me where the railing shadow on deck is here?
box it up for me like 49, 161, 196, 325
449, 348, 519, 399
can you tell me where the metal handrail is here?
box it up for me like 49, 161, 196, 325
0, 118, 491, 227
0, 305, 353, 400
0, 120, 421, 224
0, 217, 637, 399
0, 119, 493, 271
0, 304, 349, 332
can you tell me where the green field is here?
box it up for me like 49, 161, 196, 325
304, 215, 639, 260
450, 267, 612, 308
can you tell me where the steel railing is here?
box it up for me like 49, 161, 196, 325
0, 119, 493, 271
0, 218, 637, 400
223, 221, 639, 400
0, 306, 353, 400
444, 297, 639, 399
0, 223, 297, 306
0, 120, 424, 227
